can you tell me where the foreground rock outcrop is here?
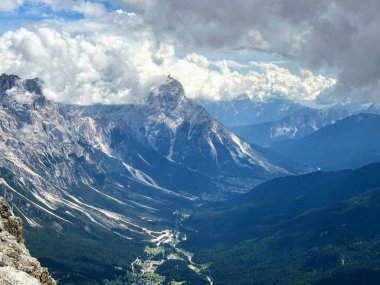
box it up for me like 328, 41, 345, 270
0, 197, 56, 285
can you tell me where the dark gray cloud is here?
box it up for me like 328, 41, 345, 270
119, 0, 380, 103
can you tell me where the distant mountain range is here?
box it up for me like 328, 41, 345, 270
270, 113, 380, 170
200, 97, 303, 126
229, 106, 352, 146
182, 163, 380, 284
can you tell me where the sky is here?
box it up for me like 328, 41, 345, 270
0, 0, 378, 105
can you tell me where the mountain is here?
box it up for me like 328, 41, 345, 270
63, 77, 298, 195
181, 163, 380, 285
270, 113, 380, 170
229, 106, 351, 146
0, 74, 299, 283
200, 96, 303, 126
0, 74, 178, 283
0, 197, 56, 285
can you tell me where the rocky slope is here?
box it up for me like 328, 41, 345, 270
0, 197, 55, 285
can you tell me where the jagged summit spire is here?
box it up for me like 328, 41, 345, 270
0, 73, 43, 95
158, 75, 185, 96
147, 76, 187, 111
0, 73, 45, 106
0, 73, 20, 93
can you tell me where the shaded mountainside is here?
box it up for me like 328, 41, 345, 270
270, 113, 380, 170
0, 197, 55, 285
229, 106, 351, 146
182, 163, 380, 284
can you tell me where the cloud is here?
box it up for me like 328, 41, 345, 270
0, 13, 164, 104
2, 0, 380, 104
0, 0, 24, 11
0, 11, 334, 105
168, 59, 335, 102
116, 0, 380, 103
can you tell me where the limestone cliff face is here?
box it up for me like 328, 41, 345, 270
0, 197, 56, 285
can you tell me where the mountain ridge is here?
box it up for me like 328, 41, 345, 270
229, 105, 352, 146
181, 162, 380, 284
270, 113, 380, 170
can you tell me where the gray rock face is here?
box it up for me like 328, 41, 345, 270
0, 197, 56, 285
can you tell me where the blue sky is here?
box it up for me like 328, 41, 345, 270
0, 1, 125, 33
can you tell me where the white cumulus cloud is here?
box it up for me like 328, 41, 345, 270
0, 0, 24, 11
0, 12, 335, 105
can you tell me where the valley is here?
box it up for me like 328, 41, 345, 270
130, 228, 212, 285
0, 73, 380, 284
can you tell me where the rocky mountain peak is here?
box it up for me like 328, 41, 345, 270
0, 199, 24, 244
147, 76, 186, 111
0, 73, 20, 93
0, 74, 45, 106
23, 78, 44, 96
158, 76, 185, 95
0, 197, 56, 285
